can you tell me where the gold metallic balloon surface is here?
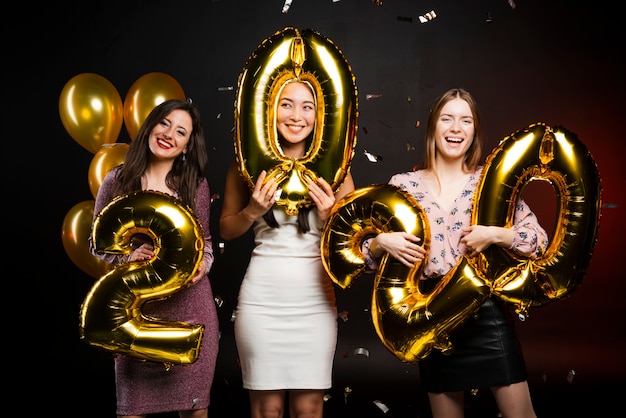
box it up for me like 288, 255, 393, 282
59, 73, 123, 154
235, 27, 358, 215
62, 200, 112, 279
473, 122, 602, 316
123, 72, 186, 140
322, 184, 490, 363
79, 191, 205, 365
88, 143, 129, 198
322, 123, 602, 362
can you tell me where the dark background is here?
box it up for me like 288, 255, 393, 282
25, 0, 624, 416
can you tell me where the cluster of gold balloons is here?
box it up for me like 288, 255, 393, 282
322, 123, 602, 363
59, 72, 186, 279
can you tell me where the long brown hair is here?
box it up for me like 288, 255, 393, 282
111, 99, 208, 210
423, 88, 483, 174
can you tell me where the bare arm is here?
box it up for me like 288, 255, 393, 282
219, 161, 277, 241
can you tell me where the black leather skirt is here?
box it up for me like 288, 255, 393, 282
418, 295, 528, 393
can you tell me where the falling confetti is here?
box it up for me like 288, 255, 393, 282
353, 347, 370, 357
508, 0, 516, 9
373, 400, 390, 413
567, 369, 576, 383
217, 86, 233, 91
366, 93, 382, 100
282, 0, 292, 13
418, 10, 437, 23
338, 310, 349, 322
344, 386, 352, 404
406, 141, 415, 151
415, 120, 421, 127
364, 150, 382, 163
214, 295, 224, 308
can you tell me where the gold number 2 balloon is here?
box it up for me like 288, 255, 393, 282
322, 123, 602, 363
235, 27, 358, 215
321, 184, 490, 362
79, 191, 205, 365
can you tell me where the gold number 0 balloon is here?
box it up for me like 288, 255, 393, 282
474, 122, 602, 317
322, 123, 602, 363
235, 27, 358, 215
321, 184, 491, 363
79, 191, 205, 365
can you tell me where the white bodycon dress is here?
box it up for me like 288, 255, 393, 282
234, 208, 338, 390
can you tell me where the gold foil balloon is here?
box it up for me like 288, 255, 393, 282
62, 200, 112, 279
473, 122, 602, 316
88, 143, 129, 198
59, 73, 124, 154
322, 123, 602, 363
321, 184, 490, 362
123, 72, 186, 140
235, 27, 358, 215
79, 191, 205, 365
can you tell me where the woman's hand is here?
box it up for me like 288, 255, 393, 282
307, 177, 336, 222
187, 259, 207, 286
248, 170, 278, 218
375, 232, 425, 268
128, 242, 154, 262
461, 225, 513, 257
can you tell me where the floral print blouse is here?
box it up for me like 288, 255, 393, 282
363, 167, 549, 279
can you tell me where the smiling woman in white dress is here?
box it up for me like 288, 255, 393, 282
219, 80, 355, 418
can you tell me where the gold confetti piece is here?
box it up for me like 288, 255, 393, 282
406, 141, 415, 151
344, 386, 352, 404
214, 295, 224, 308
415, 120, 421, 127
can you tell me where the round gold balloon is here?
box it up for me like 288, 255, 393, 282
59, 73, 124, 154
88, 143, 129, 198
79, 191, 205, 365
321, 184, 490, 363
235, 27, 358, 215
123, 72, 186, 140
61, 200, 112, 279
473, 122, 602, 316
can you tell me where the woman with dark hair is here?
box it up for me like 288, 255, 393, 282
220, 80, 355, 418
89, 99, 219, 418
